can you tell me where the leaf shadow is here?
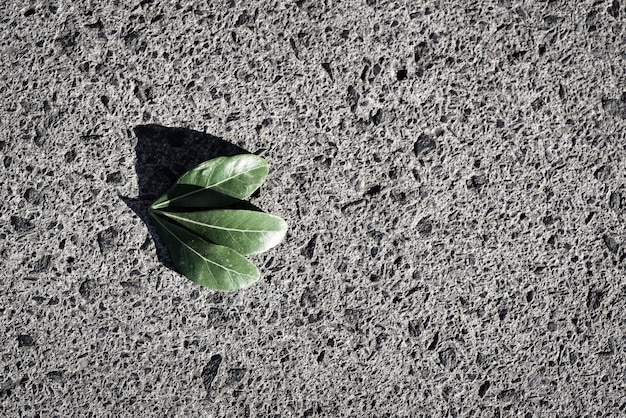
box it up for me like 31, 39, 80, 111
122, 124, 250, 270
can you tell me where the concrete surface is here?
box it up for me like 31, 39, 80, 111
1, 0, 625, 416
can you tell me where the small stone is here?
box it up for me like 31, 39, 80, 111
414, 134, 436, 156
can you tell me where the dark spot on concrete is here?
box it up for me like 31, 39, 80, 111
321, 62, 333, 80
411, 168, 421, 182
35, 131, 50, 148
235, 10, 253, 26
587, 289, 604, 310
225, 368, 246, 387
396, 69, 408, 81
609, 191, 622, 210
417, 217, 432, 236
594, 165, 610, 181
202, 354, 223, 395
602, 97, 626, 118
303, 406, 323, 417
97, 227, 119, 254
0, 379, 15, 398
64, 149, 76, 162
11, 216, 34, 233
360, 64, 369, 81
56, 31, 78, 51
408, 319, 422, 337
608, 0, 620, 18
370, 109, 383, 125
476, 352, 489, 368
375, 333, 388, 347
603, 235, 619, 253
300, 287, 317, 308
509, 50, 527, 61
497, 389, 518, 403
347, 85, 359, 112
467, 175, 486, 190
302, 235, 317, 259
427, 331, 439, 350
414, 133, 436, 156
47, 371, 65, 383
478, 381, 490, 397
24, 188, 42, 205
531, 97, 544, 110
438, 347, 457, 369
85, 19, 104, 30
106, 171, 123, 184
498, 308, 508, 320
366, 185, 382, 196
372, 63, 381, 75
391, 191, 406, 203
17, 334, 35, 347
414, 41, 429, 64
31, 255, 51, 273
79, 279, 96, 300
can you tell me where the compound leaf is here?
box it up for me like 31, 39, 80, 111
152, 154, 268, 210
150, 211, 260, 290
155, 209, 288, 255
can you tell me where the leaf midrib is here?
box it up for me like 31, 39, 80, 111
160, 211, 278, 233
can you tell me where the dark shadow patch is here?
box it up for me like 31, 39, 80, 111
122, 125, 248, 271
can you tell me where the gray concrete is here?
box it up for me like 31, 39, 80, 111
1, 0, 625, 416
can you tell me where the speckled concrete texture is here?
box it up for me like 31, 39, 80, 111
1, 0, 625, 416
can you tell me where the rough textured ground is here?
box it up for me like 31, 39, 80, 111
1, 0, 625, 416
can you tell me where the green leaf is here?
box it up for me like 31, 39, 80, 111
149, 211, 260, 290
155, 209, 288, 255
151, 185, 241, 209
151, 154, 269, 210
